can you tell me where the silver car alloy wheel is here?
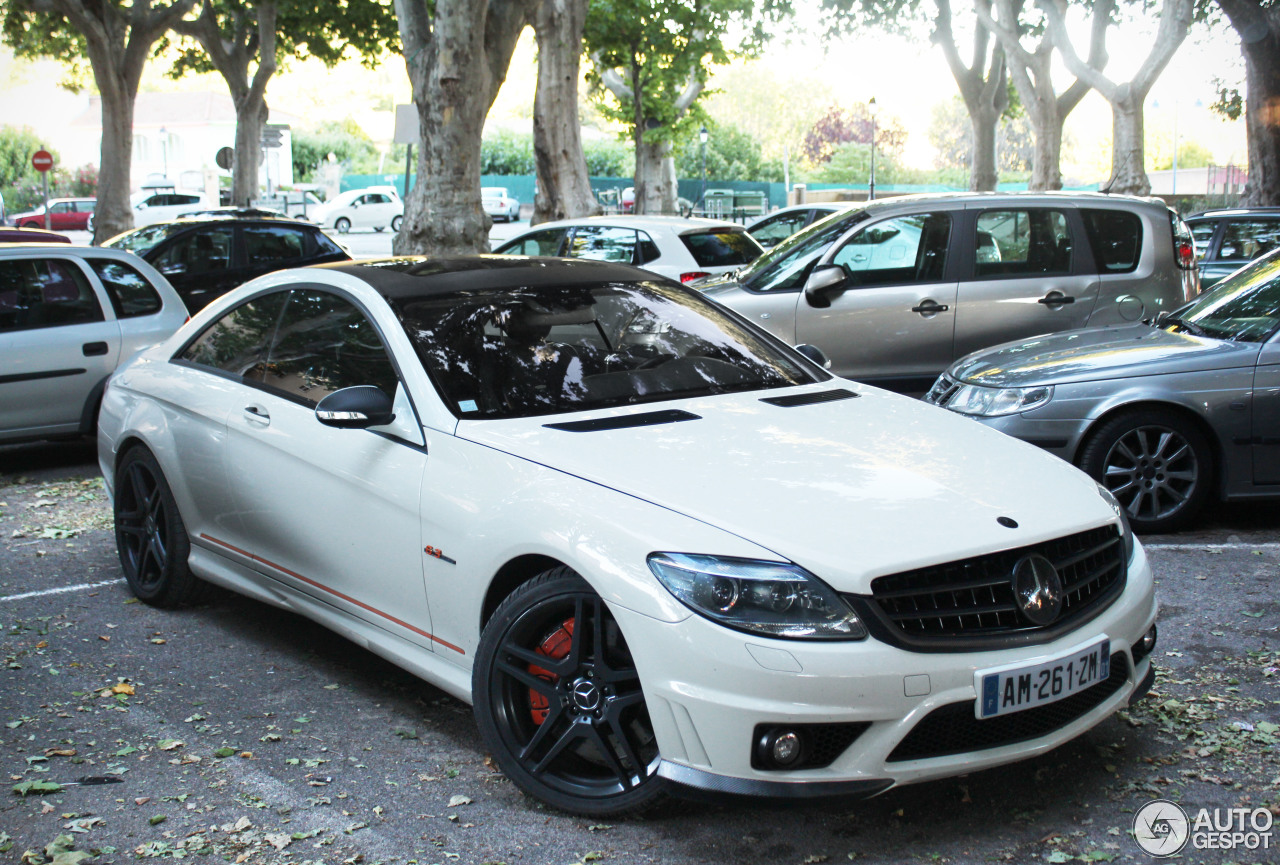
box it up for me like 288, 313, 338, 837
1102, 424, 1199, 525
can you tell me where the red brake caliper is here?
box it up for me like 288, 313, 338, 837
528, 618, 575, 725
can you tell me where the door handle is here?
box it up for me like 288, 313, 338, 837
911, 300, 950, 315
1038, 291, 1076, 306
82, 341, 108, 357
243, 405, 270, 424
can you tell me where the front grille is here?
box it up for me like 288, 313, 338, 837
924, 373, 960, 406
855, 526, 1124, 647
887, 652, 1129, 762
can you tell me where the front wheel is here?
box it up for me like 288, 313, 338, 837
1077, 408, 1213, 533
114, 447, 205, 607
334, 217, 351, 234
473, 568, 667, 816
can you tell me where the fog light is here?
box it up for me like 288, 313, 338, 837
756, 727, 804, 768
1141, 625, 1157, 654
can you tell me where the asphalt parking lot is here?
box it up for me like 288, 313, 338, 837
0, 441, 1277, 865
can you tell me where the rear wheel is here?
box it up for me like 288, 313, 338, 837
391, 215, 403, 232
335, 217, 351, 234
1078, 408, 1213, 533
473, 568, 666, 816
114, 447, 205, 607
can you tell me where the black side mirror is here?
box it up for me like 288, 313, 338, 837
315, 385, 395, 429
803, 264, 847, 309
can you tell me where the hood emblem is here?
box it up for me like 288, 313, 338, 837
1012, 554, 1064, 626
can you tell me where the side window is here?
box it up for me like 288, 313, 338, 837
1081, 209, 1143, 273
311, 229, 346, 256
244, 226, 305, 266
0, 258, 102, 332
176, 291, 288, 376
175, 195, 200, 206
86, 258, 164, 318
1217, 220, 1280, 262
566, 226, 638, 264
367, 194, 391, 205
975, 210, 1072, 277
1190, 221, 1218, 259
51, 202, 70, 214
752, 213, 809, 247
636, 231, 661, 265
154, 227, 233, 276
260, 290, 399, 405
496, 228, 567, 257
79, 201, 96, 214
831, 213, 953, 286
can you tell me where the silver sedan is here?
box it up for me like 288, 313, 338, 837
926, 248, 1280, 533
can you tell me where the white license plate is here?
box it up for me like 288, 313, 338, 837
976, 638, 1110, 719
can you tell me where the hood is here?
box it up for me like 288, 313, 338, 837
689, 273, 743, 294
950, 323, 1263, 388
456, 384, 1115, 594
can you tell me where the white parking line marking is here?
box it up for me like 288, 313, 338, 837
1145, 542, 1280, 551
0, 578, 125, 603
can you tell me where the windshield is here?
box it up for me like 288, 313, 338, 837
735, 208, 868, 292
390, 280, 826, 419
103, 224, 189, 256
1164, 251, 1280, 342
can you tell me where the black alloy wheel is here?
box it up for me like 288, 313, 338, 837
473, 568, 667, 816
114, 447, 204, 607
1078, 408, 1213, 533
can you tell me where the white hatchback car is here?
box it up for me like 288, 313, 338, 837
132, 189, 212, 228
311, 186, 404, 234
492, 215, 765, 283
1, 245, 187, 443
97, 257, 1157, 816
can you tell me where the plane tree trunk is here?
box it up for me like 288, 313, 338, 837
1214, 0, 1280, 205
530, 0, 598, 225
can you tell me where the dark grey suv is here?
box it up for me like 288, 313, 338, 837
696, 193, 1200, 393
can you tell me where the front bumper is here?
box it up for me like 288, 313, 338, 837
614, 543, 1157, 799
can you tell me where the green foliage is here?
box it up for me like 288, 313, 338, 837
1149, 141, 1214, 171
1211, 82, 1244, 122
480, 129, 536, 175
164, 0, 400, 81
292, 119, 404, 181
672, 120, 784, 182
1, 1, 92, 89
583, 137, 633, 177
584, 0, 780, 148
0, 125, 48, 188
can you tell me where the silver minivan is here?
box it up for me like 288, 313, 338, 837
0, 245, 188, 443
696, 193, 1199, 393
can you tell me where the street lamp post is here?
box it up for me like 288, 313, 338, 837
699, 126, 709, 214
868, 98, 878, 201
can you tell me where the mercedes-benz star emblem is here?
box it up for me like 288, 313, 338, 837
1012, 554, 1064, 625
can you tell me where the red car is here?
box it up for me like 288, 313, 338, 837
11, 197, 97, 231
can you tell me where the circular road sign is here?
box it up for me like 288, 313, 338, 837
32, 150, 54, 172
215, 146, 234, 170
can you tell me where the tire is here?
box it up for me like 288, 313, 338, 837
86, 213, 95, 233
473, 567, 667, 816
391, 215, 403, 232
1077, 408, 1213, 533
335, 217, 351, 234
374, 226, 385, 233
113, 447, 205, 607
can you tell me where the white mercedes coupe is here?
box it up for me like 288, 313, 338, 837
97, 256, 1158, 816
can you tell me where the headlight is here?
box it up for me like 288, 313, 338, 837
943, 383, 1053, 417
1097, 484, 1136, 563
647, 553, 866, 640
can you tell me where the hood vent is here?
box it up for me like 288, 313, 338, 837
544, 409, 701, 433
760, 388, 858, 408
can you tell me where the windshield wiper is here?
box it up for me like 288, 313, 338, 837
1160, 316, 1207, 336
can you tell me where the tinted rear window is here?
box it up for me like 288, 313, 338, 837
1081, 209, 1143, 273
680, 230, 762, 267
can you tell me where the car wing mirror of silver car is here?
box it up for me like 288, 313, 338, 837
803, 264, 847, 309
315, 386, 396, 429
794, 344, 832, 369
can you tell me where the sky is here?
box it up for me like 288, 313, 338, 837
0, 1, 1249, 185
